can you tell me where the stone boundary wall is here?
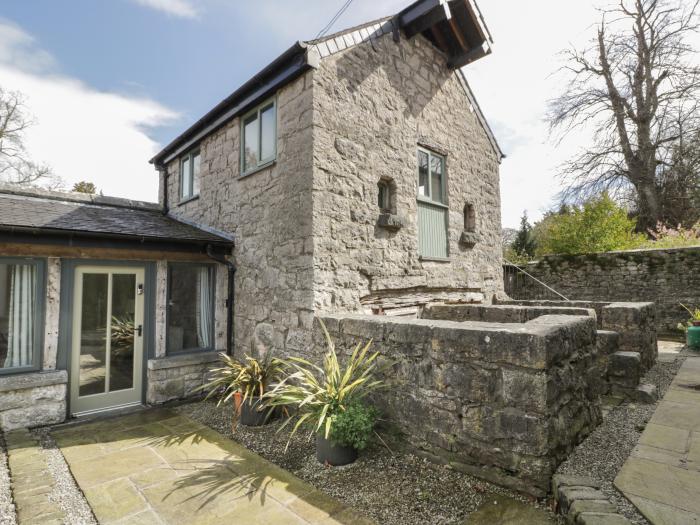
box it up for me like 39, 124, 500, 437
0, 371, 67, 431
504, 246, 700, 338
495, 300, 657, 371
422, 303, 597, 324
315, 313, 602, 496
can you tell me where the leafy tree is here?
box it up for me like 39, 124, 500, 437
548, 0, 700, 232
511, 211, 537, 259
537, 194, 644, 255
72, 181, 97, 194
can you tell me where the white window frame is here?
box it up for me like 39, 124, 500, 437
179, 149, 200, 202
240, 97, 277, 176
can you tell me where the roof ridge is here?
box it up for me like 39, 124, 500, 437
0, 184, 161, 212
304, 15, 394, 45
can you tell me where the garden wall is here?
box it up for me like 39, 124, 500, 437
504, 246, 700, 337
315, 313, 602, 497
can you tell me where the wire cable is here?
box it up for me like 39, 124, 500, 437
313, 0, 356, 41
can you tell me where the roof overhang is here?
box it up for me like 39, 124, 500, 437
397, 0, 493, 69
0, 225, 233, 254
151, 42, 320, 168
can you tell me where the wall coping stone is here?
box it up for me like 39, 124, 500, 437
147, 351, 220, 370
0, 370, 68, 392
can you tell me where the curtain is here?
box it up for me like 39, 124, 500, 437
196, 267, 213, 348
6, 264, 35, 368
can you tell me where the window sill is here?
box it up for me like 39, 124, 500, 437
240, 159, 276, 179
177, 194, 200, 207
377, 213, 403, 231
0, 369, 67, 391
419, 256, 451, 263
149, 350, 220, 370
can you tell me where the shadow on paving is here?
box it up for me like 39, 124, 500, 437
50, 408, 372, 524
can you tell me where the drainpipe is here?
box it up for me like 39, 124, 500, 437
206, 245, 236, 356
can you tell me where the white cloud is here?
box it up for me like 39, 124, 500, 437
130, 0, 199, 19
0, 20, 178, 201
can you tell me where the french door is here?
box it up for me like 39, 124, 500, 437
70, 265, 145, 415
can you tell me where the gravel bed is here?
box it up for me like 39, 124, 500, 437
0, 434, 16, 525
31, 428, 97, 525
556, 354, 686, 525
175, 401, 560, 525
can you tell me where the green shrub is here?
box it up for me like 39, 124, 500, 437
329, 402, 378, 450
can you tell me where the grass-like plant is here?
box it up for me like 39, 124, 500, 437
264, 321, 385, 448
678, 303, 700, 332
201, 352, 286, 406
110, 315, 134, 348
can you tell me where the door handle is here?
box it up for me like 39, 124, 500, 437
137, 325, 143, 337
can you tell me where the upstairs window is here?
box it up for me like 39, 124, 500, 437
417, 148, 445, 204
180, 150, 200, 201
241, 98, 277, 175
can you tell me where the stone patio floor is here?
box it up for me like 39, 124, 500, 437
615, 353, 700, 524
50, 408, 373, 524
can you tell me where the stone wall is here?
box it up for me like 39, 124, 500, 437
316, 313, 602, 497
496, 300, 657, 371
0, 371, 67, 430
310, 31, 503, 316
146, 351, 219, 404
163, 71, 316, 358
505, 246, 700, 337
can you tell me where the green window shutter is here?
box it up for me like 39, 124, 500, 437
418, 201, 448, 258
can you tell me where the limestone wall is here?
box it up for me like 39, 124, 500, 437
310, 32, 503, 316
0, 371, 67, 431
146, 351, 219, 404
163, 72, 316, 357
505, 246, 700, 337
316, 313, 602, 496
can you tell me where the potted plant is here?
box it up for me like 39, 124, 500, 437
265, 321, 385, 466
201, 352, 285, 427
679, 304, 700, 350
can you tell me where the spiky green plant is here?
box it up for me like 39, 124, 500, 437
110, 315, 134, 348
201, 352, 286, 406
264, 321, 385, 449
678, 303, 700, 332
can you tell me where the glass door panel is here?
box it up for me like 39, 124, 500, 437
71, 266, 144, 415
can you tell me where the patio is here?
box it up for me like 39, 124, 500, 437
6, 408, 371, 525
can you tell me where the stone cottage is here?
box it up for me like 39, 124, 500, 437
0, 0, 503, 428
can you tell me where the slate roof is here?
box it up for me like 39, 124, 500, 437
0, 188, 232, 246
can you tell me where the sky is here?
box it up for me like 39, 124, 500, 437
0, 0, 614, 227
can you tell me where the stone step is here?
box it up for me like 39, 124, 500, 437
608, 351, 641, 389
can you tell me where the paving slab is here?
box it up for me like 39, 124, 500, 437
4, 429, 66, 525
615, 356, 700, 524
52, 408, 371, 524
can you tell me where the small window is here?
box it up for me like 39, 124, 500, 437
378, 181, 390, 212
166, 264, 215, 353
241, 98, 277, 175
0, 259, 44, 374
464, 203, 476, 232
417, 148, 445, 204
180, 150, 200, 201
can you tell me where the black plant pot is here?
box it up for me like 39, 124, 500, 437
238, 397, 275, 427
316, 434, 358, 466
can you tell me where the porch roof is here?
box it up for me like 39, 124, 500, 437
0, 186, 233, 250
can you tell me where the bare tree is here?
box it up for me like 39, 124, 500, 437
548, 0, 700, 232
0, 87, 60, 189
